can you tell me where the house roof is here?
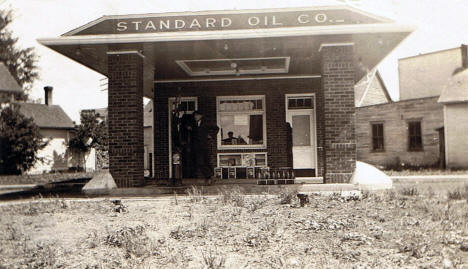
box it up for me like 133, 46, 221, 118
16, 103, 75, 129
439, 68, 468, 104
355, 69, 392, 107
0, 63, 22, 93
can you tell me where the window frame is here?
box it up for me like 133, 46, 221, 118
217, 152, 268, 167
216, 95, 267, 150
370, 122, 385, 152
407, 120, 423, 152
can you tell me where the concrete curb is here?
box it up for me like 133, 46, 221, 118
0, 184, 37, 189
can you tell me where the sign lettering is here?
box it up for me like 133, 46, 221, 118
70, 9, 382, 36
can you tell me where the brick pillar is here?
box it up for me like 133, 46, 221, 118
107, 52, 145, 187
320, 44, 357, 183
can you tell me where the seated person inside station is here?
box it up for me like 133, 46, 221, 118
222, 131, 247, 145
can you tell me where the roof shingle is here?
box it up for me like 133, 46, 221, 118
16, 103, 75, 129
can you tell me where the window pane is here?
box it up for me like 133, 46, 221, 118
304, 98, 312, 108
371, 123, 384, 150
255, 154, 266, 166
219, 154, 242, 166
187, 101, 195, 111
297, 98, 304, 107
408, 121, 422, 150
220, 114, 263, 145
288, 98, 296, 109
292, 115, 311, 146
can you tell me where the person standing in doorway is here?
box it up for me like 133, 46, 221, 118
190, 110, 219, 185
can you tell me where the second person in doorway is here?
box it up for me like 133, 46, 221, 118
190, 110, 219, 185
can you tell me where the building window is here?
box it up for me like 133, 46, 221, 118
218, 153, 267, 167
408, 121, 423, 151
287, 96, 314, 109
217, 95, 266, 149
371, 123, 384, 151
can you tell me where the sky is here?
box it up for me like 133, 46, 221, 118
1, 0, 468, 122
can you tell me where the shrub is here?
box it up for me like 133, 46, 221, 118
0, 105, 47, 175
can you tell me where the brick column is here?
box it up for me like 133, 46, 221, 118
107, 51, 145, 187
320, 44, 357, 183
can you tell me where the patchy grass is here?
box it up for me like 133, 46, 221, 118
0, 185, 467, 268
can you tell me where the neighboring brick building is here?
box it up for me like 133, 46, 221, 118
356, 45, 467, 169
39, 5, 413, 187
356, 97, 444, 168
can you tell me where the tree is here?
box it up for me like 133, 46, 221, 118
0, 105, 47, 174
0, 9, 38, 99
68, 112, 108, 169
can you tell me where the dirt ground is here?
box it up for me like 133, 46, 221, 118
0, 184, 467, 269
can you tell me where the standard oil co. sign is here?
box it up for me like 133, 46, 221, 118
70, 8, 382, 35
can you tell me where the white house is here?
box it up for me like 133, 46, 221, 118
439, 68, 468, 169
17, 87, 96, 174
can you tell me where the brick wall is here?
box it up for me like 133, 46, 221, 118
107, 53, 145, 187
153, 78, 323, 180
356, 97, 444, 167
321, 45, 357, 183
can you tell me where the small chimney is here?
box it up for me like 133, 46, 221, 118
44, 86, 53, 106
462, 44, 468, 69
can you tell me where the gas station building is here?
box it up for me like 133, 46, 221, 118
39, 5, 412, 187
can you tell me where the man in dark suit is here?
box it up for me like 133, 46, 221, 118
190, 110, 219, 185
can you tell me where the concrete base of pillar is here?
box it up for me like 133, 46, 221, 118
351, 161, 393, 190
82, 170, 117, 195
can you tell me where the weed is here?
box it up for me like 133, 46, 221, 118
385, 190, 397, 201
173, 191, 178, 205
400, 187, 419, 196
201, 247, 226, 269
218, 186, 245, 207
186, 186, 204, 202
447, 185, 468, 200
427, 186, 435, 199
104, 224, 155, 258
246, 197, 269, 212
4, 223, 24, 241
85, 230, 99, 249
24, 241, 57, 269
278, 187, 298, 205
